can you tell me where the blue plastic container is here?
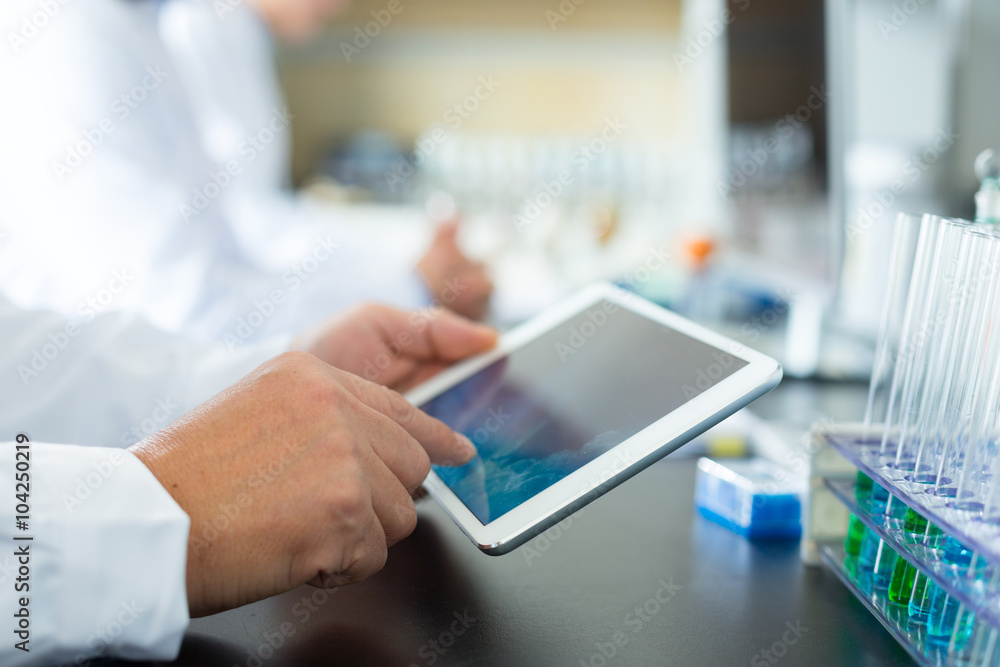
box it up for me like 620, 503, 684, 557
694, 457, 803, 540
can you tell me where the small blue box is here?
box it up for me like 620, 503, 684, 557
694, 457, 802, 540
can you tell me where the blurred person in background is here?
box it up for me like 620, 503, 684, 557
0, 0, 490, 349
159, 0, 492, 320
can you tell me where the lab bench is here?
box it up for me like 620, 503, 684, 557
115, 380, 913, 666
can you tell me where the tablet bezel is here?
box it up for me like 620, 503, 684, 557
406, 282, 782, 555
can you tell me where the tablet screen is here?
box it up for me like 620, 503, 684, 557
422, 300, 748, 524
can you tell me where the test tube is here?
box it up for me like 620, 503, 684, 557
879, 217, 971, 477
857, 530, 881, 594
907, 571, 933, 623
909, 227, 1000, 493
861, 213, 923, 447
871, 539, 898, 595
946, 229, 1000, 512
887, 556, 917, 607
927, 536, 978, 649
843, 514, 865, 580
978, 410, 1000, 526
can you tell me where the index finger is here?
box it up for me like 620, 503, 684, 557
335, 368, 477, 467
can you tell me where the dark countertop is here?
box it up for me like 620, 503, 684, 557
162, 391, 912, 667
100, 379, 911, 666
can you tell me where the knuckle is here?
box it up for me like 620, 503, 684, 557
343, 541, 388, 586
327, 477, 368, 524
396, 499, 418, 539
413, 448, 431, 486
379, 385, 412, 422
368, 543, 389, 576
271, 349, 319, 374
330, 429, 364, 461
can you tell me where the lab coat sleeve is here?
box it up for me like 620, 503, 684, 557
0, 294, 289, 448
0, 442, 190, 666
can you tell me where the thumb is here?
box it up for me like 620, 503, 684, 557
428, 309, 498, 361
434, 219, 460, 244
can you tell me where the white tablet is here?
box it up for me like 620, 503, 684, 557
407, 283, 781, 555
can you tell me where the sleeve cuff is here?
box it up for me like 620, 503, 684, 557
1, 443, 190, 665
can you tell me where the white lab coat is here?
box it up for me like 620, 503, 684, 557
0, 291, 286, 448
158, 0, 428, 270
0, 294, 286, 665
0, 442, 190, 666
0, 0, 428, 344
159, 0, 289, 203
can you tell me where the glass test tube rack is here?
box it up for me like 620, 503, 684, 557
813, 424, 1000, 667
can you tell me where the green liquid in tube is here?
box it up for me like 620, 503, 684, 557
888, 558, 917, 606
844, 515, 865, 556
843, 514, 865, 581
902, 507, 942, 546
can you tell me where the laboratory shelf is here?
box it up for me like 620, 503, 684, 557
825, 477, 1000, 629
819, 542, 943, 667
821, 428, 1000, 570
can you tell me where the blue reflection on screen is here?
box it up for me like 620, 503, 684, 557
423, 302, 747, 524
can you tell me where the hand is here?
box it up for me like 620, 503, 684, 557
416, 220, 493, 320
291, 303, 498, 392
129, 352, 477, 617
